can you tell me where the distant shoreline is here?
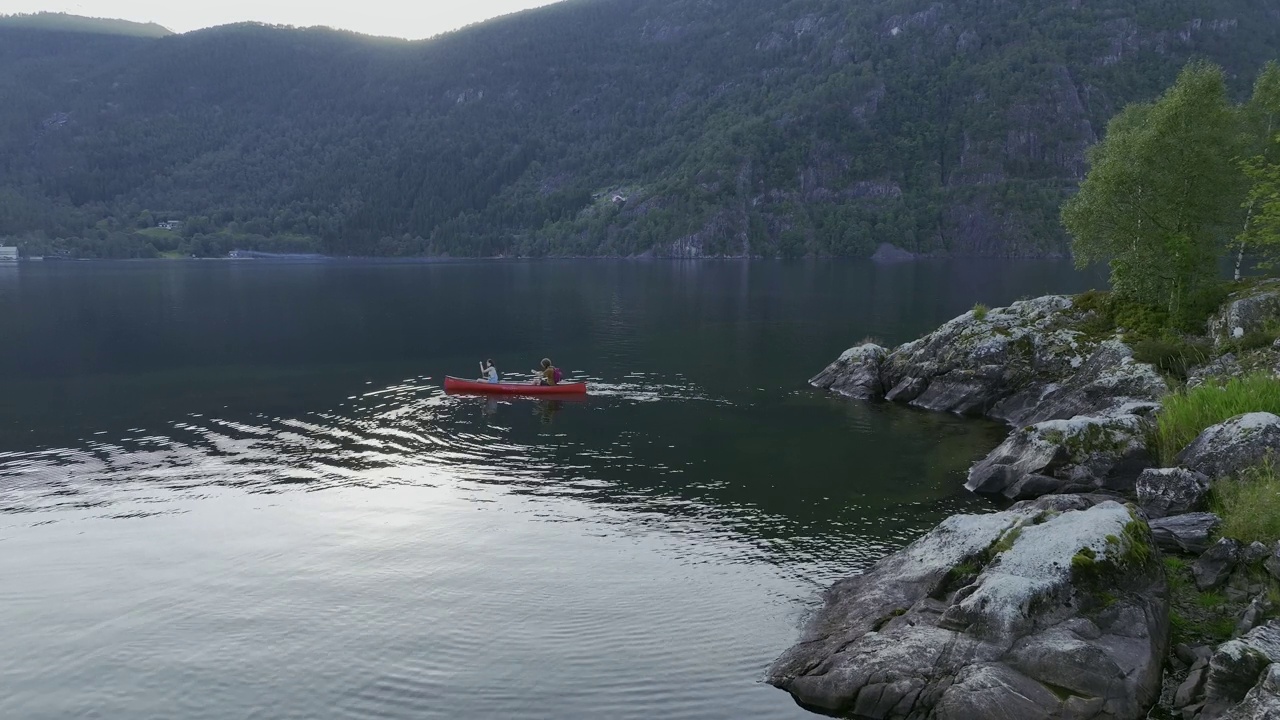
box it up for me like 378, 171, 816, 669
13, 254, 1082, 264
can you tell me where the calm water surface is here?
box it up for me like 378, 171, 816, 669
0, 260, 1101, 719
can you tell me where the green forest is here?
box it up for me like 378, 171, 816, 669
1, 1, 1279, 259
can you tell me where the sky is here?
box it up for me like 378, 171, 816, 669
0, 0, 565, 39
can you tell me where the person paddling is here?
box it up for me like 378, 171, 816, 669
479, 359, 499, 384
532, 358, 559, 386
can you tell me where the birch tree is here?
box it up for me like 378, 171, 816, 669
1063, 61, 1237, 324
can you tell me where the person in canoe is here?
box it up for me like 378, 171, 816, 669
479, 359, 499, 384
532, 358, 561, 386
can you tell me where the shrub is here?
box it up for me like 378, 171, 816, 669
1072, 286, 1227, 339
973, 303, 989, 321
1154, 374, 1280, 465
1070, 289, 1168, 340
1177, 284, 1232, 334
1132, 336, 1213, 382
1073, 289, 1110, 315
1212, 460, 1280, 544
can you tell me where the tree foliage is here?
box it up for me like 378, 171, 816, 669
1241, 139, 1280, 270
1065, 61, 1239, 324
1236, 63, 1280, 273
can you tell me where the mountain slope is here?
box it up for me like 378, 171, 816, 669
2, 1, 1278, 258
0, 12, 172, 37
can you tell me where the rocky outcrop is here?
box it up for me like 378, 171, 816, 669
990, 340, 1165, 428
798, 291, 1280, 720
809, 343, 886, 400
1136, 467, 1211, 519
1209, 280, 1280, 348
1149, 512, 1222, 554
967, 412, 1152, 500
1178, 413, 1280, 480
812, 296, 1166, 501
812, 296, 1167, 425
767, 499, 1168, 720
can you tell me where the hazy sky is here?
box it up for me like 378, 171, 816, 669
2, 0, 565, 39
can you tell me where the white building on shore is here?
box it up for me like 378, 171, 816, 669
0, 247, 18, 262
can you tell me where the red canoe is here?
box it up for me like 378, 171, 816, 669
444, 376, 588, 395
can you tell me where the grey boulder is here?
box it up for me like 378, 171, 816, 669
1209, 281, 1280, 348
849, 296, 1167, 424
1177, 413, 1280, 481
767, 500, 1168, 720
1136, 467, 1211, 519
967, 413, 1152, 501
1237, 592, 1277, 639
1195, 539, 1243, 591
810, 343, 887, 400
990, 338, 1167, 428
1204, 622, 1280, 718
1177, 661, 1211, 710
1150, 513, 1222, 555
1223, 662, 1280, 719
1266, 542, 1280, 582
1245, 541, 1273, 566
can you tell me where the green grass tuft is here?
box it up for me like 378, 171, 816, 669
1153, 374, 1280, 466
1120, 519, 1154, 567
973, 303, 990, 321
1132, 336, 1212, 382
991, 527, 1022, 555
1212, 459, 1280, 544
1195, 591, 1227, 609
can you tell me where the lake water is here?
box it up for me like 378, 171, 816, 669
0, 260, 1101, 720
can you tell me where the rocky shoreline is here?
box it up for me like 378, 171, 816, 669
771, 282, 1280, 719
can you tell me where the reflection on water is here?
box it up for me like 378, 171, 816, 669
1, 373, 1001, 575
0, 260, 1101, 719
0, 373, 1003, 720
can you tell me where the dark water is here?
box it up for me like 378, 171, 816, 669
0, 260, 1101, 720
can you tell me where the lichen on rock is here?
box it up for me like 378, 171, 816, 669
809, 342, 887, 400
966, 412, 1152, 500
1177, 412, 1280, 480
767, 500, 1168, 720
816, 295, 1168, 424
1208, 280, 1280, 349
1136, 467, 1211, 519
1203, 622, 1280, 717
811, 295, 1167, 502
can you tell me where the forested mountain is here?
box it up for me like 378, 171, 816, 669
2, 2, 1279, 258
0, 13, 171, 38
